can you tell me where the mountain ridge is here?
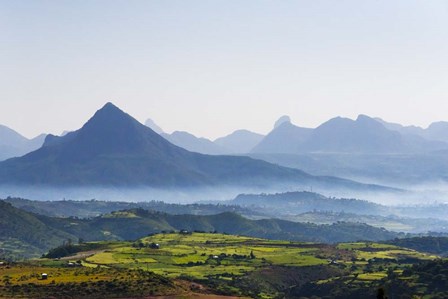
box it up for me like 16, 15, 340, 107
0, 102, 380, 192
252, 115, 448, 154
0, 125, 46, 161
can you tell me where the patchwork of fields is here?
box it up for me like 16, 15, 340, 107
0, 232, 443, 298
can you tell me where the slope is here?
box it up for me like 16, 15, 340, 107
0, 125, 46, 161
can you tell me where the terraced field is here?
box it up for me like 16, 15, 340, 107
83, 233, 333, 279
0, 233, 442, 298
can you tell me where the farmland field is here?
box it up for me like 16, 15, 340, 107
0, 232, 444, 298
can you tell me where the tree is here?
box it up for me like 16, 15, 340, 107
250, 250, 255, 259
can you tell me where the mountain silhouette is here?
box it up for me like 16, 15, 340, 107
0, 125, 46, 161
161, 131, 227, 155
143, 118, 228, 155
425, 122, 448, 142
253, 115, 447, 154
0, 103, 345, 187
305, 115, 403, 153
214, 129, 264, 153
144, 118, 164, 134
252, 117, 312, 154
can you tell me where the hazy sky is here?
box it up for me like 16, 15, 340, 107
1, 1, 448, 139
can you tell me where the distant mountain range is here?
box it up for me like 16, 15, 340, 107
2, 106, 448, 188
145, 114, 448, 156
376, 118, 448, 143
145, 118, 264, 155
162, 131, 227, 155
0, 125, 46, 161
0, 102, 384, 192
215, 129, 264, 154
3, 111, 448, 160
252, 115, 448, 154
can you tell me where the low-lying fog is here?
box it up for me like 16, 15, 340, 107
0, 182, 447, 206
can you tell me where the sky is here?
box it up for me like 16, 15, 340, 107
1, 0, 448, 139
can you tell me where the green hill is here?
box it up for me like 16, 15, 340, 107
0, 201, 401, 259
38, 209, 400, 245
0, 201, 77, 259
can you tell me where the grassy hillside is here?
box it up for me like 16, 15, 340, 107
37, 209, 400, 244
0, 201, 402, 259
0, 201, 77, 260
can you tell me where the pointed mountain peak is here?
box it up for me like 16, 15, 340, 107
94, 102, 124, 116
102, 101, 119, 109
84, 102, 134, 129
274, 115, 291, 129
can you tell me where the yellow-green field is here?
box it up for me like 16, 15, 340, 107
80, 233, 436, 280
337, 242, 437, 262
0, 233, 441, 298
83, 233, 328, 279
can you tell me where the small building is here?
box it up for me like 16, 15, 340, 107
41, 273, 48, 280
149, 242, 160, 249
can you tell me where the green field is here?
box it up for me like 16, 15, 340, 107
0, 232, 443, 298
83, 233, 330, 279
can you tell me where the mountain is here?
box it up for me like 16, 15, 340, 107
305, 115, 405, 153
144, 118, 164, 134
0, 125, 46, 161
0, 102, 378, 191
425, 122, 448, 142
144, 118, 228, 154
162, 131, 227, 155
214, 129, 264, 153
251, 118, 313, 154
274, 115, 292, 128
253, 115, 447, 154
374, 118, 425, 136
376, 118, 448, 143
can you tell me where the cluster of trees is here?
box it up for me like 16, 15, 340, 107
132, 241, 160, 249
386, 236, 448, 255
285, 259, 448, 298
43, 241, 104, 259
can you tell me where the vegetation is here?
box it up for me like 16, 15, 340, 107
385, 236, 448, 256
288, 211, 448, 234
1, 232, 446, 298
0, 201, 77, 260
43, 242, 106, 259
23, 233, 446, 298
0, 262, 178, 298
4, 197, 259, 218
0, 201, 403, 259
6, 195, 448, 235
